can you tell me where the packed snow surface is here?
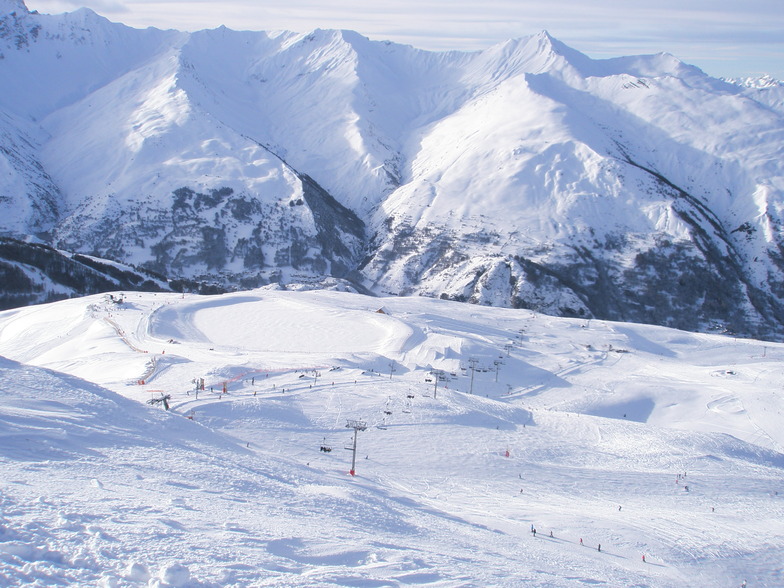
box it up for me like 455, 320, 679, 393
0, 289, 782, 586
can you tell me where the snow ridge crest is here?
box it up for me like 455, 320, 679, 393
0, 0, 27, 15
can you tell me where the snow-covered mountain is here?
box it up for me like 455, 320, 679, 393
2, 1, 784, 339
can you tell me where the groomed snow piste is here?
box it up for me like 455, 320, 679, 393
0, 289, 782, 587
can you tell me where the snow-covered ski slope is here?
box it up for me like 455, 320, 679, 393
0, 289, 782, 587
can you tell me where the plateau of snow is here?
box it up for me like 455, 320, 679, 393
0, 288, 782, 586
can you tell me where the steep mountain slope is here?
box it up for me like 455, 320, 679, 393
1, 1, 783, 339
0, 4, 366, 288
0, 237, 167, 308
0, 110, 59, 239
360, 35, 784, 339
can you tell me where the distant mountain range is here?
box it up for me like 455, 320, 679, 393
1, 0, 783, 339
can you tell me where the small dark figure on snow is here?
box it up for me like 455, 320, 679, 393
598, 544, 601, 552
532, 528, 536, 537
146, 394, 171, 411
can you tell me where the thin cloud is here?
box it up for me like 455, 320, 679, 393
22, 0, 784, 78
31, 0, 129, 13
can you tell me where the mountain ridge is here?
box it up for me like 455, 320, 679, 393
1, 2, 784, 339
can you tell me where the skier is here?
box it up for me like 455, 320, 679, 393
579, 538, 583, 545
598, 544, 601, 552
533, 528, 536, 537
618, 505, 622, 511
642, 555, 646, 563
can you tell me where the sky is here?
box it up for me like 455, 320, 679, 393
20, 0, 784, 80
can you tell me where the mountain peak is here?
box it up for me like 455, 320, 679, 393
0, 0, 27, 15
525, 30, 597, 74
479, 31, 590, 78
533, 29, 556, 46
1, 13, 784, 340
725, 73, 783, 88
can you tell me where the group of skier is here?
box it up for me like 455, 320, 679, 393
530, 524, 648, 562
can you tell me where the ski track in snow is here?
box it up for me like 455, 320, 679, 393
0, 289, 782, 587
